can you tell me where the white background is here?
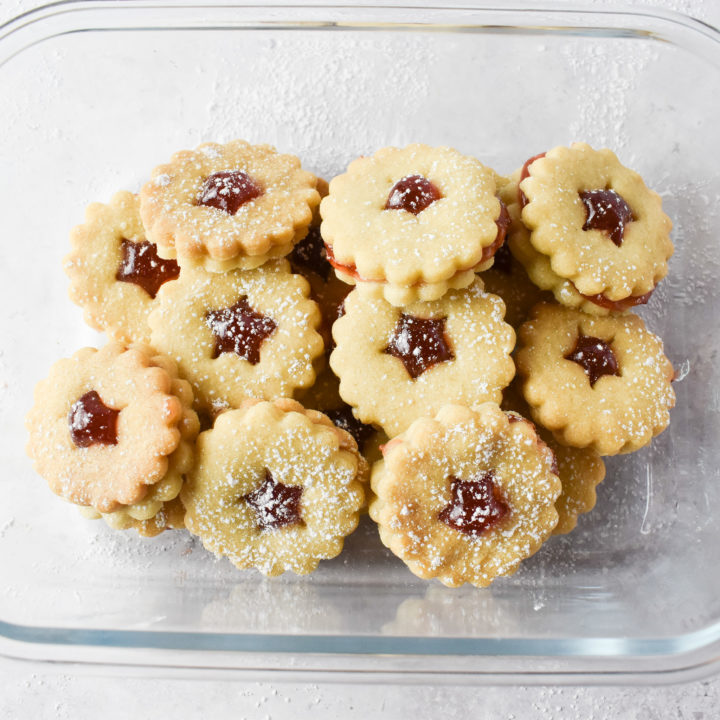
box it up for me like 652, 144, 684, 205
1, 1, 718, 717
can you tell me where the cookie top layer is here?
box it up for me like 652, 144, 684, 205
64, 191, 181, 344
320, 144, 503, 288
148, 259, 324, 412
139, 140, 320, 272
181, 398, 366, 576
330, 279, 516, 437
518, 143, 673, 301
516, 303, 675, 455
25, 344, 187, 513
369, 402, 560, 588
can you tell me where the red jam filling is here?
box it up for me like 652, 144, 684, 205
205, 296, 277, 364
115, 238, 180, 299
289, 226, 332, 282
242, 469, 303, 530
196, 171, 263, 215
325, 199, 509, 284
384, 314, 454, 379
385, 175, 442, 215
580, 189, 634, 247
565, 334, 620, 387
580, 288, 653, 311
325, 405, 375, 454
438, 471, 510, 537
68, 390, 120, 448
518, 152, 547, 208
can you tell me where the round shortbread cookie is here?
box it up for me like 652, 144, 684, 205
516, 143, 673, 306
369, 402, 560, 588
64, 191, 180, 344
139, 140, 320, 272
148, 259, 324, 412
516, 303, 675, 455
320, 144, 508, 306
181, 398, 367, 577
26, 344, 192, 514
330, 279, 515, 437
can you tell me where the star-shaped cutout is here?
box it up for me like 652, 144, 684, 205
205, 296, 277, 364
242, 469, 303, 530
115, 238, 180, 298
565, 334, 620, 387
438, 471, 510, 537
384, 314, 454, 379
68, 390, 120, 448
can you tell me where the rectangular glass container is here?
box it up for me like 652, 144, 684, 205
1, 1, 719, 683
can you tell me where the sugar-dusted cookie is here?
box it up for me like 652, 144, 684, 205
181, 398, 367, 576
502, 381, 605, 535
64, 191, 180, 344
516, 303, 675, 455
139, 140, 320, 272
369, 403, 560, 588
25, 344, 196, 514
78, 353, 199, 535
148, 259, 324, 412
330, 279, 515, 437
320, 144, 509, 306
511, 143, 673, 311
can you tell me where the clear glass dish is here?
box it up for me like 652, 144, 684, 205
1, 1, 719, 684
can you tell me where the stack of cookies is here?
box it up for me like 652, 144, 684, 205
25, 139, 676, 587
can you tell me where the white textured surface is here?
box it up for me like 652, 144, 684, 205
2, 0, 719, 717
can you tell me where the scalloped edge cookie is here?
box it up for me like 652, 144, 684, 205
330, 279, 516, 437
139, 140, 320, 272
181, 398, 367, 576
369, 402, 560, 588
516, 303, 675, 455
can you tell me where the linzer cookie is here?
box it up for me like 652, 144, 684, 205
369, 403, 560, 588
181, 398, 367, 576
508, 143, 672, 312
25, 344, 196, 515
139, 140, 320, 272
502, 382, 605, 535
516, 303, 675, 455
64, 191, 180, 345
330, 279, 515, 437
78, 353, 199, 536
320, 144, 509, 306
148, 259, 324, 412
